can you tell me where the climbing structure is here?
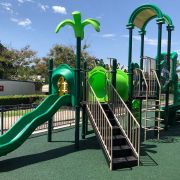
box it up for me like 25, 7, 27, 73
126, 4, 174, 140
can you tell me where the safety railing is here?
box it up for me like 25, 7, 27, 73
107, 80, 140, 164
0, 104, 78, 135
86, 81, 113, 169
133, 68, 149, 98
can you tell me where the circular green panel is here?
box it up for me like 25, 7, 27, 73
116, 69, 129, 101
88, 66, 107, 102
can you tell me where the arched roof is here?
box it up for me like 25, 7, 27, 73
127, 4, 174, 31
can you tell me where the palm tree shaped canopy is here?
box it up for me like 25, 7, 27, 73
55, 11, 100, 40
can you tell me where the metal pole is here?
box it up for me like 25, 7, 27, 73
82, 60, 87, 139
75, 37, 81, 149
48, 58, 53, 142
164, 27, 172, 130
155, 21, 163, 132
112, 59, 117, 88
127, 25, 133, 137
127, 27, 133, 111
139, 30, 145, 127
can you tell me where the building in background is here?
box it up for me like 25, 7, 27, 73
0, 80, 36, 96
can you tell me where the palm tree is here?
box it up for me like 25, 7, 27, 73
55, 11, 100, 148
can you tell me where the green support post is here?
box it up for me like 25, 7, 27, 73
127, 25, 134, 137
48, 58, 53, 142
139, 30, 145, 128
112, 59, 117, 88
155, 21, 163, 133
75, 37, 81, 149
127, 25, 133, 112
55, 11, 100, 148
164, 27, 172, 130
82, 60, 87, 139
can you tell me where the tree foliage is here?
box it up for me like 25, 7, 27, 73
0, 42, 97, 83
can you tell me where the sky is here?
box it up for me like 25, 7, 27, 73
0, 0, 180, 67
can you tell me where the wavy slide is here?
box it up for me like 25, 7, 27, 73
0, 94, 71, 156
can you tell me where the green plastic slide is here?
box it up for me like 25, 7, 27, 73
0, 94, 71, 156
88, 66, 129, 102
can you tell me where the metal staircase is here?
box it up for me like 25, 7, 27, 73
86, 81, 140, 170
133, 67, 164, 140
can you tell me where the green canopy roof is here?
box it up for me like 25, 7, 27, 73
127, 4, 174, 31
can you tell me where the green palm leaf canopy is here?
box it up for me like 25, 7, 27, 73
55, 11, 100, 40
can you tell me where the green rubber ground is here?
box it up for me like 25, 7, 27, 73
0, 125, 180, 180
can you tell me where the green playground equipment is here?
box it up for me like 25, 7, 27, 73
127, 4, 174, 140
56, 11, 100, 148
2, 4, 179, 170
0, 63, 74, 156
160, 52, 180, 125
88, 66, 129, 102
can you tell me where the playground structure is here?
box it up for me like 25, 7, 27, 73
126, 4, 180, 140
0, 4, 179, 171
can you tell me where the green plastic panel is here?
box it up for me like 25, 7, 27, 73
88, 66, 129, 102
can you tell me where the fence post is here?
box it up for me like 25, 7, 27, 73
0, 106, 4, 135
48, 58, 53, 142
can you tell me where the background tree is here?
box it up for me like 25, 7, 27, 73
0, 42, 97, 83
0, 44, 16, 79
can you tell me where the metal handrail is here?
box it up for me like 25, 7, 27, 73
151, 70, 161, 94
133, 68, 149, 98
86, 81, 113, 170
106, 80, 140, 165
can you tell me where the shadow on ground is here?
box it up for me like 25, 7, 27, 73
140, 144, 158, 166
140, 122, 180, 166
148, 122, 180, 143
0, 136, 99, 172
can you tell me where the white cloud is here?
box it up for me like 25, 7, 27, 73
96, 16, 102, 19
17, 0, 33, 3
0, 2, 13, 14
122, 34, 167, 47
11, 18, 32, 27
39, 4, 49, 12
102, 34, 116, 38
52, 6, 67, 14
174, 50, 180, 56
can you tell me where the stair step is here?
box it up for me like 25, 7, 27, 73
113, 145, 132, 158
101, 103, 109, 110
109, 119, 118, 126
113, 134, 126, 145
112, 156, 138, 170
113, 126, 122, 135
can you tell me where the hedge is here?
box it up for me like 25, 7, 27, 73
0, 95, 47, 105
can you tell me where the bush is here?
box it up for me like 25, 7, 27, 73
0, 95, 47, 105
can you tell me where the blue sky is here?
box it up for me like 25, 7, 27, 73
0, 0, 180, 67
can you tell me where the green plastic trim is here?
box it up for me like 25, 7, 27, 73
138, 29, 146, 35
55, 11, 100, 40
52, 64, 75, 106
156, 17, 165, 24
127, 4, 164, 30
163, 14, 174, 29
126, 23, 134, 29
141, 13, 174, 31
